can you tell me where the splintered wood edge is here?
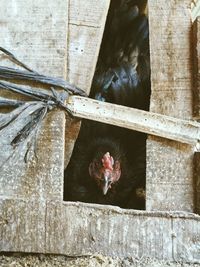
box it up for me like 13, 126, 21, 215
66, 96, 200, 148
1, 199, 200, 262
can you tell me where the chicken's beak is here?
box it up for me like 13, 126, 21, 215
102, 176, 109, 195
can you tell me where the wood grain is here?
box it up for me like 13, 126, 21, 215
1, 0, 199, 262
1, 200, 200, 263
66, 95, 200, 146
146, 0, 195, 212
0, 0, 110, 198
0, 0, 69, 200
64, 0, 110, 168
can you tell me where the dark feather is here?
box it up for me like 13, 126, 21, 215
64, 0, 150, 209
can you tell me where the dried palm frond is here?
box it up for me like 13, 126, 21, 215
0, 47, 86, 166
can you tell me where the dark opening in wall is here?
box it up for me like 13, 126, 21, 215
64, 0, 150, 210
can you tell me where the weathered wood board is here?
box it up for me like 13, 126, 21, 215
0, 0, 110, 199
1, 200, 200, 263
67, 95, 200, 147
0, 0, 69, 200
146, 0, 195, 212
67, 0, 110, 94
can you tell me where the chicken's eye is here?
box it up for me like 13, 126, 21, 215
94, 161, 101, 167
114, 161, 120, 170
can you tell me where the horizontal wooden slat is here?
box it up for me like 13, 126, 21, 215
1, 199, 200, 263
67, 96, 200, 147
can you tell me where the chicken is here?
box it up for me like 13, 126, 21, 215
64, 0, 150, 209
64, 136, 146, 209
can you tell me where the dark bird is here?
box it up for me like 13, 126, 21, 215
64, 0, 150, 209
64, 136, 146, 209
91, 0, 150, 110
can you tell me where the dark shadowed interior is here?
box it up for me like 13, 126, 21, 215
64, 0, 150, 210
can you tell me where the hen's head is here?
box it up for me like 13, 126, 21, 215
89, 152, 121, 195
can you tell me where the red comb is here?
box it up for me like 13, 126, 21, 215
102, 152, 114, 171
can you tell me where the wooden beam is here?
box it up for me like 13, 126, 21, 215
1, 199, 200, 263
67, 96, 200, 148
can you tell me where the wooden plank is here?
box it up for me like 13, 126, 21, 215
0, 199, 46, 252
192, 17, 200, 118
146, 139, 194, 212
0, 0, 110, 197
172, 216, 200, 262
1, 199, 200, 263
146, 0, 195, 211
0, 0, 69, 200
67, 95, 200, 147
64, 0, 110, 168
67, 0, 111, 94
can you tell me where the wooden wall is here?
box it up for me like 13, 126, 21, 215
0, 0, 70, 201
1, 0, 200, 264
0, 0, 109, 200
146, 0, 195, 212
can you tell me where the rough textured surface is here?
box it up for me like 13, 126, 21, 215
64, 0, 110, 168
67, 0, 110, 94
0, 0, 69, 200
1, 254, 200, 267
1, 0, 200, 264
1, 200, 200, 263
0, 0, 110, 198
146, 0, 195, 212
0, 107, 65, 200
67, 95, 200, 146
